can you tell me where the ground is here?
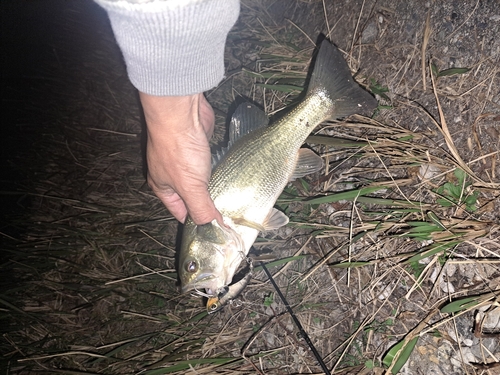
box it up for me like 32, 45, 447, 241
1, 0, 499, 374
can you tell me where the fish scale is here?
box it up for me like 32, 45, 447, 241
211, 94, 333, 241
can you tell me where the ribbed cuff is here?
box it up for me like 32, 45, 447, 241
95, 0, 240, 96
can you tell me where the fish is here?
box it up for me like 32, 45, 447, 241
206, 259, 253, 314
178, 39, 378, 298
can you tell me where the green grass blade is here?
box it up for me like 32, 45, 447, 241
437, 67, 470, 77
440, 296, 483, 314
306, 135, 368, 147
243, 68, 305, 79
253, 255, 307, 271
403, 241, 460, 264
383, 336, 419, 374
330, 261, 371, 268
87, 333, 158, 365
143, 357, 240, 374
355, 196, 423, 207
255, 83, 303, 93
302, 186, 389, 205
0, 296, 35, 319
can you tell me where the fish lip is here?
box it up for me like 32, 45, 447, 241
180, 273, 220, 294
180, 284, 194, 294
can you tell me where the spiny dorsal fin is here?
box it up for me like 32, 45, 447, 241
229, 102, 269, 142
211, 149, 226, 168
212, 102, 270, 168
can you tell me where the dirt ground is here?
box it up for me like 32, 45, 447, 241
2, 0, 499, 374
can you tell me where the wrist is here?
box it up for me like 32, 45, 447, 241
139, 92, 201, 133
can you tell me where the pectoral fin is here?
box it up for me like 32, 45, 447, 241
290, 148, 324, 181
232, 209, 289, 233
232, 217, 267, 232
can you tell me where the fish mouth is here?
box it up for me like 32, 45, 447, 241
181, 272, 222, 295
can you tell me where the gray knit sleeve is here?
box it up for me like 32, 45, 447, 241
94, 0, 240, 96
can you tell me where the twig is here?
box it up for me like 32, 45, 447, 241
421, 11, 431, 91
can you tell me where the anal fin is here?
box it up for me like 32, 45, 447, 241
262, 208, 289, 231
290, 148, 323, 181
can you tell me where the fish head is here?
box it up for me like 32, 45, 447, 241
179, 219, 244, 296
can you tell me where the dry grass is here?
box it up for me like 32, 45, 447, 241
2, 0, 499, 374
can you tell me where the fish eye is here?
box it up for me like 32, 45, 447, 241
185, 260, 197, 273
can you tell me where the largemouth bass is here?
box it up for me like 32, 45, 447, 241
179, 40, 377, 297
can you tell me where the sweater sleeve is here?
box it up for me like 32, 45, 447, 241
94, 0, 240, 96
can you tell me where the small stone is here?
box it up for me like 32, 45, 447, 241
450, 356, 462, 368
417, 345, 429, 355
430, 266, 440, 283
456, 347, 477, 364
361, 20, 378, 44
463, 338, 473, 346
263, 331, 275, 346
378, 283, 393, 300
419, 240, 434, 250
460, 347, 478, 363
429, 354, 439, 364
440, 281, 455, 293
418, 163, 441, 180
447, 328, 460, 343
479, 303, 492, 312
444, 263, 456, 277
482, 307, 500, 330
325, 205, 335, 215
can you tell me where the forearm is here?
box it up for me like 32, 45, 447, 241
94, 0, 240, 96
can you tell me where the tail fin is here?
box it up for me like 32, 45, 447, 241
307, 41, 377, 118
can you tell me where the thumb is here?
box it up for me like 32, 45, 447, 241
183, 188, 222, 225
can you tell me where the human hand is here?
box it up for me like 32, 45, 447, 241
139, 92, 222, 225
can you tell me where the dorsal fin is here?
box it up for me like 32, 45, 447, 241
229, 102, 269, 142
212, 102, 269, 168
211, 149, 226, 168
